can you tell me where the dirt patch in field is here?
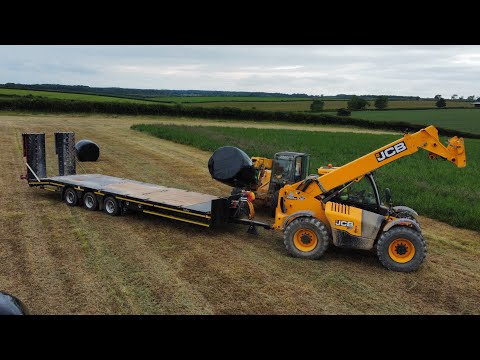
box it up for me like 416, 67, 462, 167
0, 114, 478, 314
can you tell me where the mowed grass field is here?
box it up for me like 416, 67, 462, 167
132, 124, 480, 232
325, 109, 480, 134
0, 115, 480, 314
1, 114, 479, 314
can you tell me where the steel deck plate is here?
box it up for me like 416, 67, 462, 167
47, 174, 219, 213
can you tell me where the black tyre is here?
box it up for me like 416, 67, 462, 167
376, 226, 426, 272
83, 192, 98, 211
284, 217, 330, 260
269, 191, 279, 217
104, 196, 121, 216
64, 188, 78, 207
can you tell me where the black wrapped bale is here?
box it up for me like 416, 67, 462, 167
208, 146, 256, 188
75, 139, 100, 162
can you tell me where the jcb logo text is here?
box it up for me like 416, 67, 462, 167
335, 220, 354, 228
375, 142, 407, 162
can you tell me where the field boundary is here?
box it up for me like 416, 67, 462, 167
1, 97, 478, 139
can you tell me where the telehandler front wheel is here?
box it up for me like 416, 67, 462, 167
376, 227, 426, 272
284, 217, 330, 260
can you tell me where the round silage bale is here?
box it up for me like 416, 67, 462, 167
208, 146, 256, 188
75, 139, 100, 162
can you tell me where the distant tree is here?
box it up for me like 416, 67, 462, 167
459, 96, 464, 100
374, 96, 389, 109
310, 100, 325, 112
451, 94, 458, 99
434, 94, 442, 100
467, 95, 475, 101
436, 98, 447, 108
415, 96, 421, 100
347, 95, 369, 110
337, 108, 351, 116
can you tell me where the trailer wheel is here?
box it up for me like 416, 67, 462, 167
64, 188, 78, 207
83, 192, 98, 211
104, 197, 121, 216
284, 217, 330, 260
376, 226, 426, 272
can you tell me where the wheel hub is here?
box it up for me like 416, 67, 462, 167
388, 238, 416, 263
395, 243, 408, 255
300, 233, 312, 245
293, 228, 318, 252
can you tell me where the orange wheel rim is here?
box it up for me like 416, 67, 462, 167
293, 229, 318, 252
388, 238, 415, 263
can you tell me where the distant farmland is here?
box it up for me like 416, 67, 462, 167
189, 99, 474, 111
148, 96, 313, 103
0, 88, 154, 104
325, 109, 480, 134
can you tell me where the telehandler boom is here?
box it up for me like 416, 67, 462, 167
273, 126, 466, 272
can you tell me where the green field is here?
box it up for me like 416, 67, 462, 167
147, 96, 312, 103
132, 124, 479, 231
325, 109, 480, 134
186, 99, 473, 111
0, 88, 154, 104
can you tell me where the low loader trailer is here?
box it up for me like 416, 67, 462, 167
22, 132, 268, 231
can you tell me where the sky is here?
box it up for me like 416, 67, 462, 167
0, 45, 479, 98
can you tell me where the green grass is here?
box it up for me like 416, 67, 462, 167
132, 124, 480, 231
324, 109, 480, 134
146, 96, 312, 103
0, 88, 154, 104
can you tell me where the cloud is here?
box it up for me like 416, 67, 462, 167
0, 45, 478, 97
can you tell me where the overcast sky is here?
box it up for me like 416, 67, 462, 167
0, 45, 479, 97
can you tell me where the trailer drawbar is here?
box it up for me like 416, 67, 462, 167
21, 132, 271, 232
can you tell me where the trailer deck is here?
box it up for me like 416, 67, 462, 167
30, 174, 225, 227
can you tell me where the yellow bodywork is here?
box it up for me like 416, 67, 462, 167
250, 156, 273, 202
325, 202, 362, 237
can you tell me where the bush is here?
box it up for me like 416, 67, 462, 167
347, 95, 369, 110
310, 100, 324, 112
337, 108, 351, 116
436, 98, 447, 108
374, 96, 388, 110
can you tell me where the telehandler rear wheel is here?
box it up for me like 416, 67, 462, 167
284, 217, 330, 260
376, 227, 426, 272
